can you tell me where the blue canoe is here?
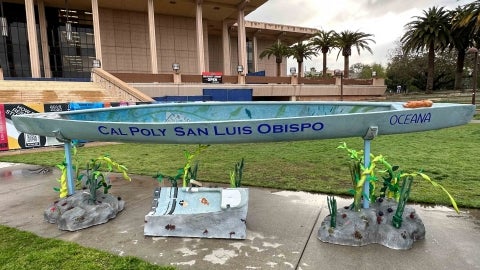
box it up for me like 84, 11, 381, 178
12, 101, 475, 144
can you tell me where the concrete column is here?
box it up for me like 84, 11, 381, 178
222, 20, 231, 75
237, 74, 245, 84
37, 0, 51, 78
237, 5, 247, 74
195, 0, 205, 73
25, 0, 41, 77
173, 73, 182, 84
252, 34, 258, 72
148, 0, 158, 74
290, 74, 298, 85
203, 21, 209, 72
91, 0, 102, 64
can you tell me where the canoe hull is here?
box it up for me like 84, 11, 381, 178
12, 101, 475, 144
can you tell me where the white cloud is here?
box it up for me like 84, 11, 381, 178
246, 0, 473, 71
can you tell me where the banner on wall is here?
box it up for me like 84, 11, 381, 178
0, 104, 8, 151
202, 72, 223, 84
4, 103, 46, 150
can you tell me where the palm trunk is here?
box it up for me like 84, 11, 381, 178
426, 42, 435, 93
297, 61, 303, 77
322, 52, 327, 77
276, 56, 282, 77
343, 55, 350, 78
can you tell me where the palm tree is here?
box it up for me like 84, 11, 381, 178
259, 40, 291, 77
401, 6, 451, 93
334, 30, 375, 78
289, 41, 318, 77
310, 30, 337, 76
451, 6, 476, 90
455, 1, 480, 34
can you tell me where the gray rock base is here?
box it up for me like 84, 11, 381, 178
44, 191, 125, 231
318, 199, 425, 250
144, 187, 249, 239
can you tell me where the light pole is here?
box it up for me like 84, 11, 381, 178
467, 47, 478, 105
334, 69, 344, 101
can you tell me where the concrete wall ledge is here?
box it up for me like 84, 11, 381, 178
132, 83, 387, 101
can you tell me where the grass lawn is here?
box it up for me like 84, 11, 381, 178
1, 124, 479, 209
0, 225, 174, 270
0, 93, 478, 269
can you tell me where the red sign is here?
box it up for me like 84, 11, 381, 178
202, 72, 223, 84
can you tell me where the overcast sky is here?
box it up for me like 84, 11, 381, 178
246, 0, 473, 72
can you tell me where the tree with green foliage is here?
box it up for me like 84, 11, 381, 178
401, 6, 452, 93
454, 1, 480, 35
289, 41, 318, 77
259, 40, 291, 77
451, 4, 480, 91
310, 30, 337, 76
352, 63, 386, 79
334, 30, 375, 78
386, 42, 458, 92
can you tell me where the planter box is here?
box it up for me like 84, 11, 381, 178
144, 187, 249, 239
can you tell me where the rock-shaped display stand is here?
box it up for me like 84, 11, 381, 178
318, 199, 425, 250
144, 187, 249, 239
44, 191, 125, 231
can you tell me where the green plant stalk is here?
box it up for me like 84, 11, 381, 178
235, 158, 244, 187
327, 196, 337, 228
182, 144, 209, 187
401, 172, 459, 213
229, 170, 236, 188
349, 161, 362, 211
392, 175, 414, 228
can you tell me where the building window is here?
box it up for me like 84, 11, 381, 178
246, 38, 253, 74
0, 3, 95, 78
46, 7, 95, 78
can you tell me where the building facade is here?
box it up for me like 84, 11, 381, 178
0, 0, 317, 79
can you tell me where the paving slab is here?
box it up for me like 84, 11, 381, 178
1, 162, 479, 270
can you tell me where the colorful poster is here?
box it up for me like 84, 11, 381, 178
4, 103, 45, 150
0, 104, 8, 151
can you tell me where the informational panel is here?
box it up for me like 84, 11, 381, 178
1, 103, 71, 151
4, 103, 46, 150
0, 104, 8, 151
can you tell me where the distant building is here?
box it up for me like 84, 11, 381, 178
0, 0, 317, 79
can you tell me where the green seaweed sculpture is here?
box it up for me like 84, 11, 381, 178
338, 142, 382, 211
230, 158, 245, 188
55, 142, 130, 200
338, 142, 459, 214
182, 144, 210, 187
153, 169, 183, 188
154, 144, 209, 188
53, 140, 81, 198
78, 155, 131, 204
392, 175, 414, 228
327, 196, 337, 228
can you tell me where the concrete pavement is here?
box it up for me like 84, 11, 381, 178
0, 162, 479, 270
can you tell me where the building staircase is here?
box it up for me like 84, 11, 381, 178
0, 80, 135, 103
